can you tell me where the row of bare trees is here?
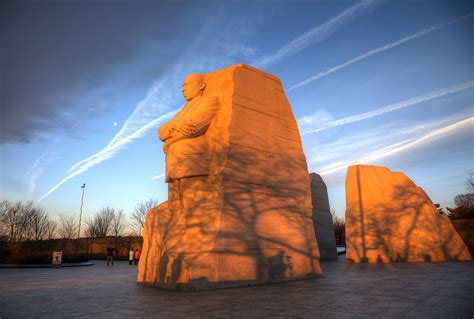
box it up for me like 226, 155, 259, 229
83, 207, 126, 238
0, 201, 57, 241
0, 198, 160, 241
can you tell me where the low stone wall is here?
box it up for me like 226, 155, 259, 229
452, 219, 474, 256
0, 236, 142, 263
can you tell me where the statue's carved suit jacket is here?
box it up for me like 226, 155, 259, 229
158, 95, 220, 182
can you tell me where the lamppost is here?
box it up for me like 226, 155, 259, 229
78, 183, 86, 239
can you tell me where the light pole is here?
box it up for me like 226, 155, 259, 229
78, 183, 86, 239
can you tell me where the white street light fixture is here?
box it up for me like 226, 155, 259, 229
78, 183, 86, 239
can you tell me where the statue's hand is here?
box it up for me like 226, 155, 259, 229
167, 122, 178, 137
177, 120, 196, 136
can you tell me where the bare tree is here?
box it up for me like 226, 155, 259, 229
84, 216, 98, 238
131, 198, 158, 235
331, 210, 346, 246
330, 209, 337, 223
11, 201, 36, 241
46, 220, 57, 239
0, 200, 11, 240
454, 193, 474, 210
0, 200, 53, 241
29, 206, 50, 240
84, 206, 115, 238
57, 214, 78, 239
111, 209, 127, 237
0, 200, 37, 240
466, 170, 474, 192
446, 171, 474, 220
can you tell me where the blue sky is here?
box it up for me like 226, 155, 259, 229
1, 0, 473, 225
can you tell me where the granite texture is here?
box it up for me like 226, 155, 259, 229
345, 165, 472, 263
138, 64, 321, 290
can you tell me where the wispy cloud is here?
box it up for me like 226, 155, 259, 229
39, 13, 257, 202
24, 148, 58, 198
25, 101, 112, 199
254, 0, 382, 68
39, 111, 176, 202
300, 81, 474, 135
289, 12, 473, 91
43, 1, 374, 201
316, 116, 473, 176
68, 82, 178, 174
150, 173, 165, 180
298, 109, 334, 131
307, 112, 460, 167
308, 113, 467, 164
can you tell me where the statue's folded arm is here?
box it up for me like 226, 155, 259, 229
186, 96, 220, 137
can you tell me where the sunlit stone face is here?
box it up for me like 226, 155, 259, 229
345, 165, 472, 263
139, 64, 323, 291
182, 74, 203, 101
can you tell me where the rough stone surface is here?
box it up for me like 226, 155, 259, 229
309, 173, 338, 260
138, 64, 322, 290
345, 165, 472, 263
453, 219, 474, 256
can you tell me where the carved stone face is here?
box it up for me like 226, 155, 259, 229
182, 74, 205, 101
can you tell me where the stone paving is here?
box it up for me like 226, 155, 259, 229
0, 257, 473, 318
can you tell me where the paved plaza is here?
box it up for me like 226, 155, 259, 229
0, 258, 473, 318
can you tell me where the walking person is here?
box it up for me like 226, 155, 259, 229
129, 248, 134, 265
133, 248, 140, 265
106, 246, 115, 266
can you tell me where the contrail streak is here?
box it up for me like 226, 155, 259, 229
39, 111, 176, 202
301, 81, 474, 135
318, 117, 473, 176
254, 0, 382, 68
38, 3, 380, 201
24, 150, 50, 196
24, 137, 61, 197
289, 12, 473, 91
68, 80, 176, 173
150, 173, 165, 180
39, 14, 237, 201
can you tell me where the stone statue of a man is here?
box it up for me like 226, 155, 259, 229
155, 74, 221, 282
158, 74, 220, 181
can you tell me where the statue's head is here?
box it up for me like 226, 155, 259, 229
182, 74, 205, 101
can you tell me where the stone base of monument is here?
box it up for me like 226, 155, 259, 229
138, 199, 322, 291
137, 64, 323, 290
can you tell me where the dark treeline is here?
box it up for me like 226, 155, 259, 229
0, 198, 159, 242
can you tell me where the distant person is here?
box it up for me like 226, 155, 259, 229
134, 248, 141, 265
106, 246, 115, 266
129, 249, 134, 265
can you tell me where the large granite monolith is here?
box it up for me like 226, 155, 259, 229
345, 165, 472, 263
309, 173, 338, 260
137, 64, 322, 290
